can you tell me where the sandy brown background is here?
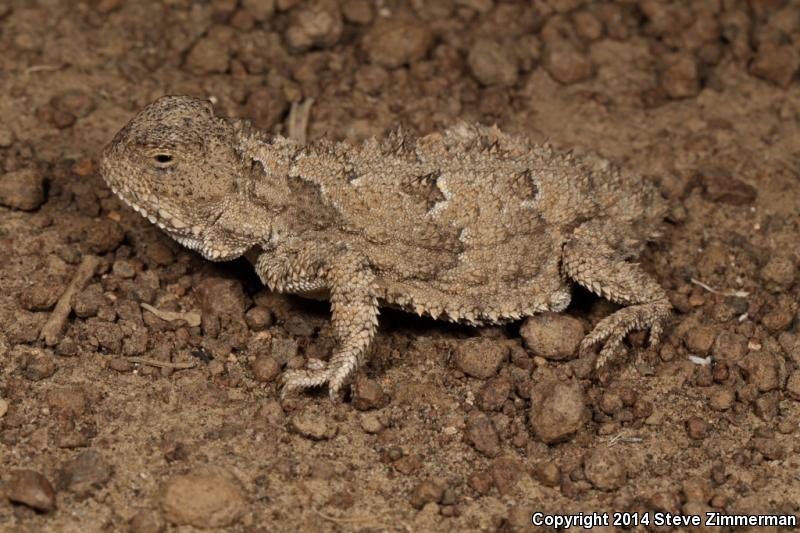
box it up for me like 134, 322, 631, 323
0, 0, 799, 531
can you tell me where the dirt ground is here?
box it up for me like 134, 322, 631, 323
1, 0, 799, 531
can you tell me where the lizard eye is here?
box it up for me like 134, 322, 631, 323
152, 153, 175, 168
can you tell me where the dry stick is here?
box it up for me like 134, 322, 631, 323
124, 357, 196, 370
287, 98, 315, 145
41, 255, 100, 346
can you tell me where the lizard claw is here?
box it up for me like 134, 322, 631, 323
279, 357, 354, 401
581, 301, 671, 368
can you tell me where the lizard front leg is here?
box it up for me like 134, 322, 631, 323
254, 242, 379, 399
562, 227, 671, 368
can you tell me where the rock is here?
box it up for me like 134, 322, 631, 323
270, 337, 298, 365
359, 412, 383, 433
160, 469, 246, 528
786, 370, 800, 400
761, 307, 794, 332
760, 255, 796, 290
241, 0, 275, 21
362, 19, 432, 68
352, 375, 388, 410
685, 416, 708, 440
245, 305, 274, 330
532, 462, 561, 487
244, 86, 289, 131
0, 398, 8, 418
683, 326, 716, 356
711, 331, 747, 362
465, 411, 500, 457
285, 0, 342, 50
6, 470, 57, 512
18, 280, 63, 311
52, 90, 95, 118
251, 355, 281, 382
0, 168, 45, 210
57, 450, 113, 497
342, 0, 372, 24
701, 167, 757, 206
489, 457, 522, 495
708, 387, 735, 410
477, 376, 512, 411
740, 351, 781, 392
584, 449, 626, 490
46, 387, 87, 416
542, 41, 594, 84
529, 378, 586, 444
290, 411, 337, 440
467, 39, 519, 87
86, 220, 125, 253
572, 10, 603, 40
196, 277, 247, 322
23, 353, 58, 381
519, 313, 584, 360
128, 509, 166, 533
409, 480, 443, 510
749, 44, 799, 88
661, 55, 700, 99
185, 36, 231, 75
452, 338, 508, 379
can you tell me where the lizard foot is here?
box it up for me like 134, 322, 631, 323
581, 301, 671, 368
280, 355, 356, 400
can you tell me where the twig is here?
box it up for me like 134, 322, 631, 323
140, 302, 201, 327
287, 98, 315, 145
25, 64, 65, 74
690, 278, 749, 298
125, 357, 196, 370
41, 255, 100, 346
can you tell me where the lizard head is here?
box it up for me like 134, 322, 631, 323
101, 95, 250, 258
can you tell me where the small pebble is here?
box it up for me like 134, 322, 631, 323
740, 351, 781, 392
241, 0, 275, 21
684, 326, 716, 356
24, 353, 58, 381
465, 411, 500, 457
529, 378, 586, 444
290, 411, 338, 440
128, 509, 166, 533
489, 457, 522, 495
184, 36, 230, 75
160, 469, 246, 528
661, 55, 700, 99
362, 19, 432, 68
702, 167, 757, 206
409, 480, 443, 510
6, 470, 57, 512
477, 376, 512, 411
196, 277, 248, 321
467, 39, 519, 87
285, 1, 342, 50
542, 41, 594, 84
685, 416, 708, 440
352, 375, 388, 410
786, 370, 800, 400
0, 398, 8, 418
519, 312, 584, 360
359, 412, 383, 434
0, 168, 45, 210
708, 387, 735, 410
749, 44, 799, 88
533, 462, 561, 487
245, 305, 274, 330
57, 450, 113, 496
584, 449, 626, 490
452, 338, 508, 379
760, 255, 796, 291
251, 355, 281, 382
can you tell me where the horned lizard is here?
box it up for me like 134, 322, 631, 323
101, 95, 671, 398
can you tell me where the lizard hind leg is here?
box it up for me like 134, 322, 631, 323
562, 232, 671, 368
